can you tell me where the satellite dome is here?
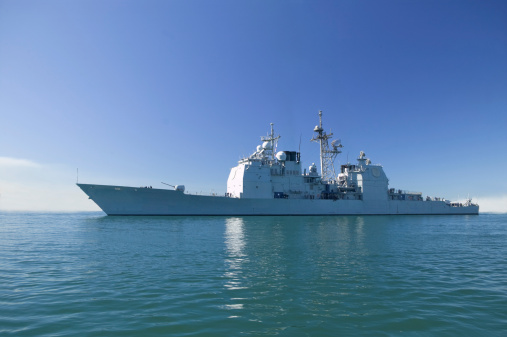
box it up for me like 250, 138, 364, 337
276, 151, 287, 161
262, 141, 272, 150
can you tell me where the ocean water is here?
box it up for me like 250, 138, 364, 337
0, 213, 506, 336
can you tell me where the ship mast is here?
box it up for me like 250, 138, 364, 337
261, 123, 280, 161
310, 110, 343, 182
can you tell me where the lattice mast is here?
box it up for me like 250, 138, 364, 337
310, 110, 343, 182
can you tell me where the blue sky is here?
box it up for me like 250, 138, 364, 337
1, 0, 506, 212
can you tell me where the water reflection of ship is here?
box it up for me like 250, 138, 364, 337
223, 217, 247, 315
223, 218, 249, 313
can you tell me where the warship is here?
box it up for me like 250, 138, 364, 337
78, 111, 479, 215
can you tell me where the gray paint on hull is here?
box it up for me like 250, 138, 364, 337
77, 183, 479, 216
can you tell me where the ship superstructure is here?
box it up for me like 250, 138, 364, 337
77, 111, 479, 215
228, 111, 401, 205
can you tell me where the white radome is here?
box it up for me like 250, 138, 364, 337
276, 151, 287, 161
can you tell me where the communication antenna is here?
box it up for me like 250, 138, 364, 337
310, 110, 343, 182
260, 123, 280, 160
76, 168, 79, 183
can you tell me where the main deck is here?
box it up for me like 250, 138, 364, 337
78, 184, 479, 216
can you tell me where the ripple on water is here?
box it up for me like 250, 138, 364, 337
1, 213, 506, 336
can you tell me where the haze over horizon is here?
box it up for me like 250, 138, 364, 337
1, 0, 506, 213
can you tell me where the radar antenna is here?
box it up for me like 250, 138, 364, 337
310, 110, 343, 182
260, 123, 281, 160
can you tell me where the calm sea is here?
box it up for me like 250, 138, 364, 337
1, 212, 506, 336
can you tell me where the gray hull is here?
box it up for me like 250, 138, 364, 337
77, 184, 479, 216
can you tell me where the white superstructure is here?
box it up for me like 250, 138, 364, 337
78, 111, 479, 215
